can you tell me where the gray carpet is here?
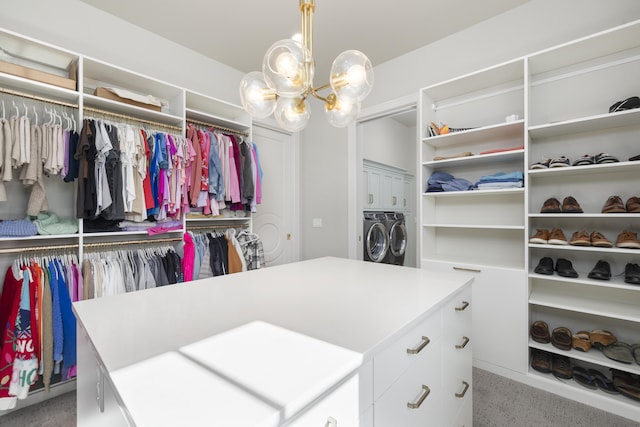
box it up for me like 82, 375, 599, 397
1, 368, 638, 426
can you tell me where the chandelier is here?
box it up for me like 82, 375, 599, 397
239, 0, 374, 132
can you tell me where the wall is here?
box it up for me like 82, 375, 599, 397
361, 115, 415, 173
299, 0, 640, 261
0, 0, 244, 104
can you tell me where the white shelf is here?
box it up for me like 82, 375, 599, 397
186, 216, 251, 222
421, 255, 523, 270
423, 149, 524, 168
0, 72, 79, 103
529, 108, 640, 139
528, 273, 640, 292
529, 213, 640, 219
528, 243, 640, 255
83, 230, 184, 238
0, 233, 78, 241
529, 286, 640, 322
423, 188, 524, 198
185, 108, 249, 131
528, 160, 640, 178
83, 93, 184, 126
424, 224, 524, 230
422, 120, 524, 148
185, 90, 249, 125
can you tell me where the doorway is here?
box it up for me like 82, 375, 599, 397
251, 123, 300, 266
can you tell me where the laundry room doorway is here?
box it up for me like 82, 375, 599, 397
251, 123, 300, 267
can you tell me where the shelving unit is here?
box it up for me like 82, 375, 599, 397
525, 19, 640, 419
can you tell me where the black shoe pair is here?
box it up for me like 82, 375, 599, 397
588, 260, 611, 281
534, 257, 578, 278
625, 263, 640, 285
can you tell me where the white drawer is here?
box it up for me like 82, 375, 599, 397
373, 311, 442, 399
374, 343, 442, 427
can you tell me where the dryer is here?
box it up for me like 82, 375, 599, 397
363, 211, 389, 263
383, 212, 408, 266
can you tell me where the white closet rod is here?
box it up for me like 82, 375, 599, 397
0, 86, 78, 108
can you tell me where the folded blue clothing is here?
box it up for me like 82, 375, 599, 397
477, 171, 524, 183
427, 171, 473, 192
0, 219, 38, 237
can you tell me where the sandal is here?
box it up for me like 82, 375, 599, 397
572, 366, 597, 389
632, 344, 640, 365
552, 354, 572, 380
572, 154, 595, 166
531, 349, 551, 374
530, 320, 550, 344
589, 329, 617, 348
588, 369, 619, 394
595, 153, 620, 164
551, 326, 572, 351
572, 331, 592, 352
612, 369, 640, 401
603, 342, 635, 364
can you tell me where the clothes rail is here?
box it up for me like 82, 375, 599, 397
186, 118, 249, 137
187, 224, 250, 231
0, 86, 78, 109
83, 236, 183, 249
83, 106, 182, 133
0, 243, 79, 254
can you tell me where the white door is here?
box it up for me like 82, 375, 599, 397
251, 123, 300, 266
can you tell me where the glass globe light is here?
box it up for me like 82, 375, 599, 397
330, 50, 374, 104
263, 39, 314, 97
239, 71, 277, 119
274, 97, 310, 132
324, 93, 361, 128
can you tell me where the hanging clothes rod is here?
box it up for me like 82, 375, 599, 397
83, 236, 183, 249
186, 118, 249, 137
83, 106, 183, 132
187, 223, 250, 231
0, 86, 78, 109
0, 243, 79, 254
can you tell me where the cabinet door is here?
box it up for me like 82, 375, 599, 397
364, 167, 382, 209
423, 260, 527, 374
391, 174, 404, 210
380, 173, 393, 210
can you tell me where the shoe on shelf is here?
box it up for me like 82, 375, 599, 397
572, 331, 592, 352
629, 154, 640, 162
611, 369, 640, 401
590, 231, 613, 248
587, 260, 611, 280
551, 326, 572, 351
595, 153, 620, 164
555, 258, 578, 278
588, 369, 619, 394
572, 154, 595, 166
589, 329, 617, 348
540, 197, 561, 213
602, 195, 626, 213
534, 257, 554, 275
530, 320, 551, 344
603, 342, 635, 364
569, 229, 590, 246
529, 229, 549, 244
624, 263, 640, 285
616, 230, 640, 249
572, 366, 597, 389
549, 156, 571, 168
530, 158, 551, 169
562, 196, 583, 213
548, 228, 568, 245
632, 344, 640, 365
531, 349, 551, 374
626, 196, 640, 213
552, 354, 573, 380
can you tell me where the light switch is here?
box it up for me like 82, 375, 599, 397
312, 218, 323, 228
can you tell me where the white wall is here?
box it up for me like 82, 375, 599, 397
0, 0, 244, 104
299, 0, 640, 261
361, 116, 415, 173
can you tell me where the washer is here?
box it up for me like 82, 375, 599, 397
363, 211, 389, 263
383, 212, 408, 266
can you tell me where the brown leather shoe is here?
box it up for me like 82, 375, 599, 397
552, 354, 573, 380
616, 230, 640, 249
529, 229, 549, 244
589, 329, 617, 348
540, 197, 561, 213
562, 196, 583, 213
572, 331, 592, 352
530, 320, 550, 343
569, 230, 590, 246
548, 228, 568, 245
531, 349, 551, 374
626, 196, 640, 213
551, 326, 572, 351
590, 231, 613, 248
602, 195, 626, 213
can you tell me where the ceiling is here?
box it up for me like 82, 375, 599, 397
80, 0, 529, 82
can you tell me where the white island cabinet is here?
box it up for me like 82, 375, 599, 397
73, 257, 472, 426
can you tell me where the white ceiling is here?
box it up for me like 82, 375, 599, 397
80, 0, 529, 82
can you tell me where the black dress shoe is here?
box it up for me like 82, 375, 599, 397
625, 263, 640, 285
555, 258, 578, 278
534, 257, 554, 275
588, 260, 611, 280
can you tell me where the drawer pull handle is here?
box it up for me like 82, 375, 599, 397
407, 385, 431, 409
407, 336, 430, 354
455, 336, 470, 349
453, 267, 481, 273
324, 416, 337, 427
455, 381, 470, 398
455, 301, 470, 311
